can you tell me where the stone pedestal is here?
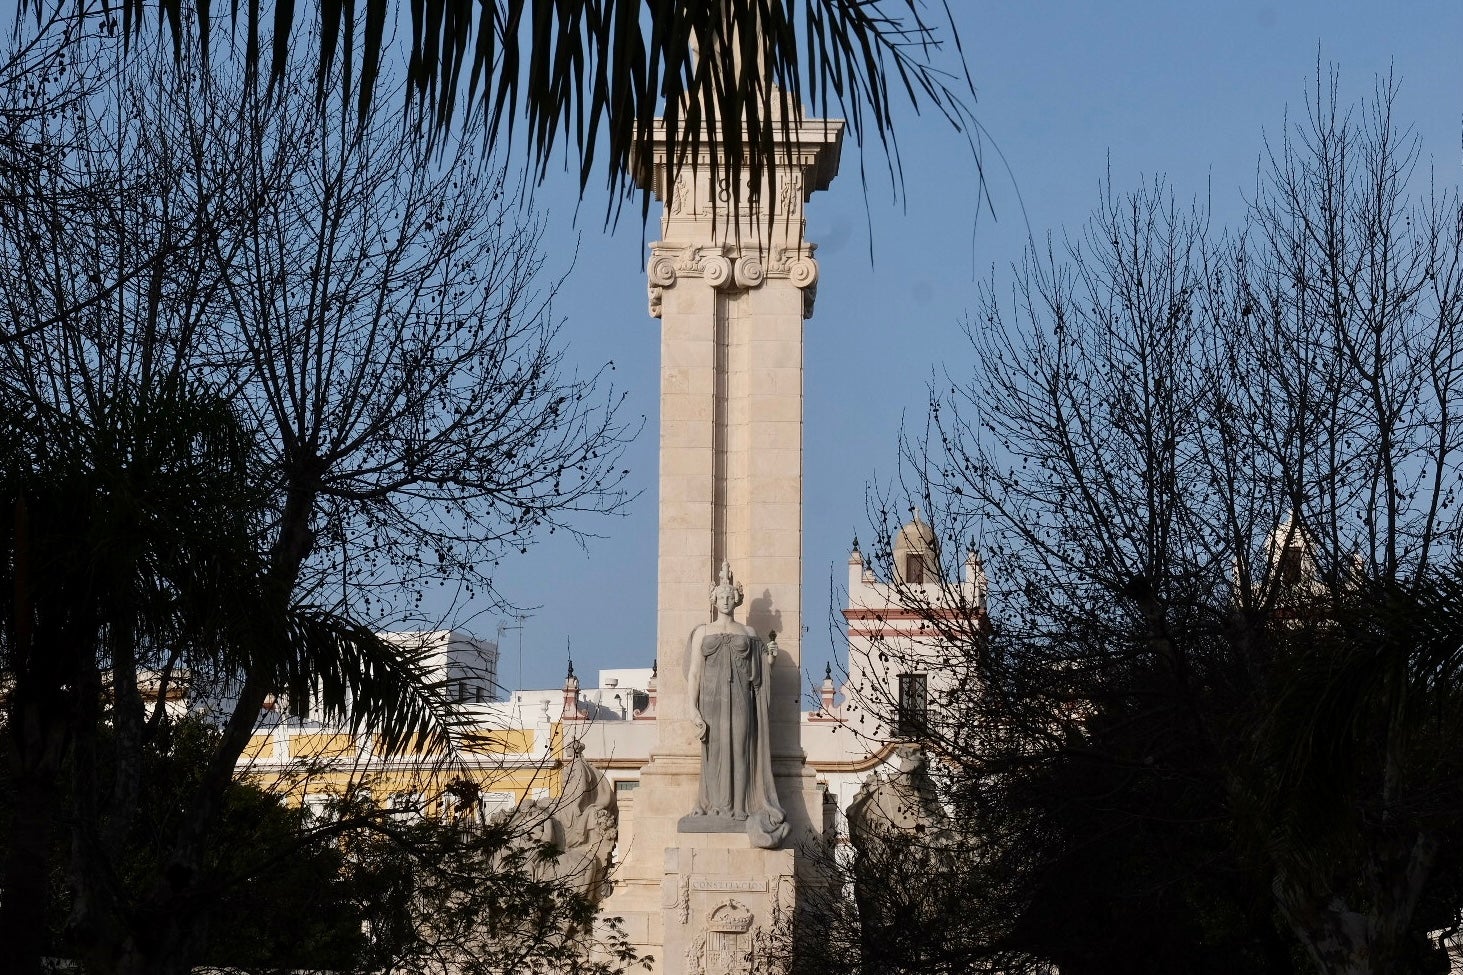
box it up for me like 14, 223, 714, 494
661, 847, 795, 975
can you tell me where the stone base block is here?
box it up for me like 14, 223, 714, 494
660, 845, 795, 975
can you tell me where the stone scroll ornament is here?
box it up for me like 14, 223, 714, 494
678, 561, 789, 849
645, 242, 821, 319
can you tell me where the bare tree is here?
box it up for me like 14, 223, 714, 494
837, 72, 1463, 975
190, 41, 636, 616
0, 25, 634, 975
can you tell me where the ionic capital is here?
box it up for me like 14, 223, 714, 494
645, 242, 821, 319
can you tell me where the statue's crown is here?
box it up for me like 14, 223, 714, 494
710, 559, 744, 607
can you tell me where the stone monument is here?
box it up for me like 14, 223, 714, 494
494, 739, 619, 902
600, 100, 843, 973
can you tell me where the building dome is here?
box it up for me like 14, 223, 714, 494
893, 509, 939, 584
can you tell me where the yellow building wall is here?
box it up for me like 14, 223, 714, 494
239, 724, 566, 815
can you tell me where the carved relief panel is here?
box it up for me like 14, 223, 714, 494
686, 900, 757, 975
662, 854, 795, 975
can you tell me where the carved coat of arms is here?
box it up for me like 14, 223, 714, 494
686, 900, 756, 975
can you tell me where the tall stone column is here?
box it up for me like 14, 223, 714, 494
601, 117, 843, 972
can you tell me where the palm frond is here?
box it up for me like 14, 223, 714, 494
273, 607, 465, 756
21, 0, 979, 212
1255, 570, 1463, 828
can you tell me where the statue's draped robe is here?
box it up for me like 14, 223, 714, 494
691, 630, 787, 848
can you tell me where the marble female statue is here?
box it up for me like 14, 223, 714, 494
678, 561, 789, 849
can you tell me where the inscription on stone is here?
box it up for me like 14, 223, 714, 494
690, 878, 768, 892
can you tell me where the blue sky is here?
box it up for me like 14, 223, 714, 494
485, 2, 1463, 696
9, 1, 1458, 697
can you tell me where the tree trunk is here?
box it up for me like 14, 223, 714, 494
0, 741, 63, 975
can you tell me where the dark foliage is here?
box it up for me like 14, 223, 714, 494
18, 0, 979, 221
810, 72, 1463, 975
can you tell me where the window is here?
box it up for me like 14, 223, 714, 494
615, 780, 640, 794
1278, 544, 1303, 585
896, 673, 928, 738
302, 792, 334, 823
388, 791, 422, 822
904, 553, 925, 584
479, 792, 516, 820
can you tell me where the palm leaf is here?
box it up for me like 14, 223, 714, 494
272, 607, 465, 756
1255, 570, 1463, 826
3, 379, 463, 761
24, 0, 979, 212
